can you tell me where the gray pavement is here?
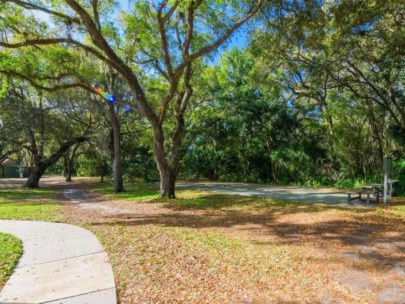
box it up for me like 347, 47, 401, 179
63, 188, 127, 213
0, 220, 117, 304
177, 182, 360, 206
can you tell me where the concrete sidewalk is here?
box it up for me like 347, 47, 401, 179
0, 220, 116, 304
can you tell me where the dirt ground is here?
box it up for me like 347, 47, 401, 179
2, 177, 405, 303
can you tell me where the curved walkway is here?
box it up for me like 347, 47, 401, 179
0, 220, 117, 304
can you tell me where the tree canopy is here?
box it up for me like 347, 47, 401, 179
0, 0, 404, 195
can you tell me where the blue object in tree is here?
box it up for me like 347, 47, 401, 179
124, 105, 131, 112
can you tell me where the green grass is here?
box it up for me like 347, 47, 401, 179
165, 190, 326, 212
92, 181, 333, 215
0, 202, 62, 221
89, 179, 405, 221
387, 204, 405, 216
0, 233, 23, 288
165, 191, 220, 209
90, 179, 405, 220
392, 206, 405, 215
93, 181, 159, 201
90, 179, 304, 208
0, 188, 62, 221
0, 188, 55, 203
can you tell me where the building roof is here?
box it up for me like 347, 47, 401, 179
1, 158, 19, 166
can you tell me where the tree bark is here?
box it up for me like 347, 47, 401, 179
65, 161, 73, 182
153, 125, 179, 198
99, 158, 107, 182
24, 136, 88, 188
108, 106, 125, 193
64, 151, 73, 182
25, 164, 47, 188
159, 166, 177, 198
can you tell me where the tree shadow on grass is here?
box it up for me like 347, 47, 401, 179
0, 178, 26, 189
92, 192, 404, 276
163, 191, 378, 215
102, 214, 404, 279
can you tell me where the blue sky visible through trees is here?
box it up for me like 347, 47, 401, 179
117, 0, 250, 63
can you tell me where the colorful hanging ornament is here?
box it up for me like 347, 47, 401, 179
94, 87, 116, 103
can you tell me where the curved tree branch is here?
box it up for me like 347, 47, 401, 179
2, 0, 81, 24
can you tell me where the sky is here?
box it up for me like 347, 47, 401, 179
117, 0, 250, 62
31, 0, 250, 65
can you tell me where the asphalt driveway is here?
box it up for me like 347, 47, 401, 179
177, 182, 352, 205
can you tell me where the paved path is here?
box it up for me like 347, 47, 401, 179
0, 220, 117, 304
177, 182, 356, 206
63, 188, 127, 213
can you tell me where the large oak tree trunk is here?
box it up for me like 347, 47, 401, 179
153, 115, 185, 198
24, 136, 88, 189
112, 133, 124, 192
159, 165, 177, 198
64, 153, 73, 182
108, 106, 124, 193
153, 125, 178, 198
25, 164, 47, 188
65, 162, 73, 182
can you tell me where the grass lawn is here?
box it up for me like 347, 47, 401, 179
0, 188, 63, 221
92, 180, 159, 201
0, 201, 62, 221
0, 233, 23, 289
388, 200, 405, 216
0, 188, 55, 202
89, 178, 405, 216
